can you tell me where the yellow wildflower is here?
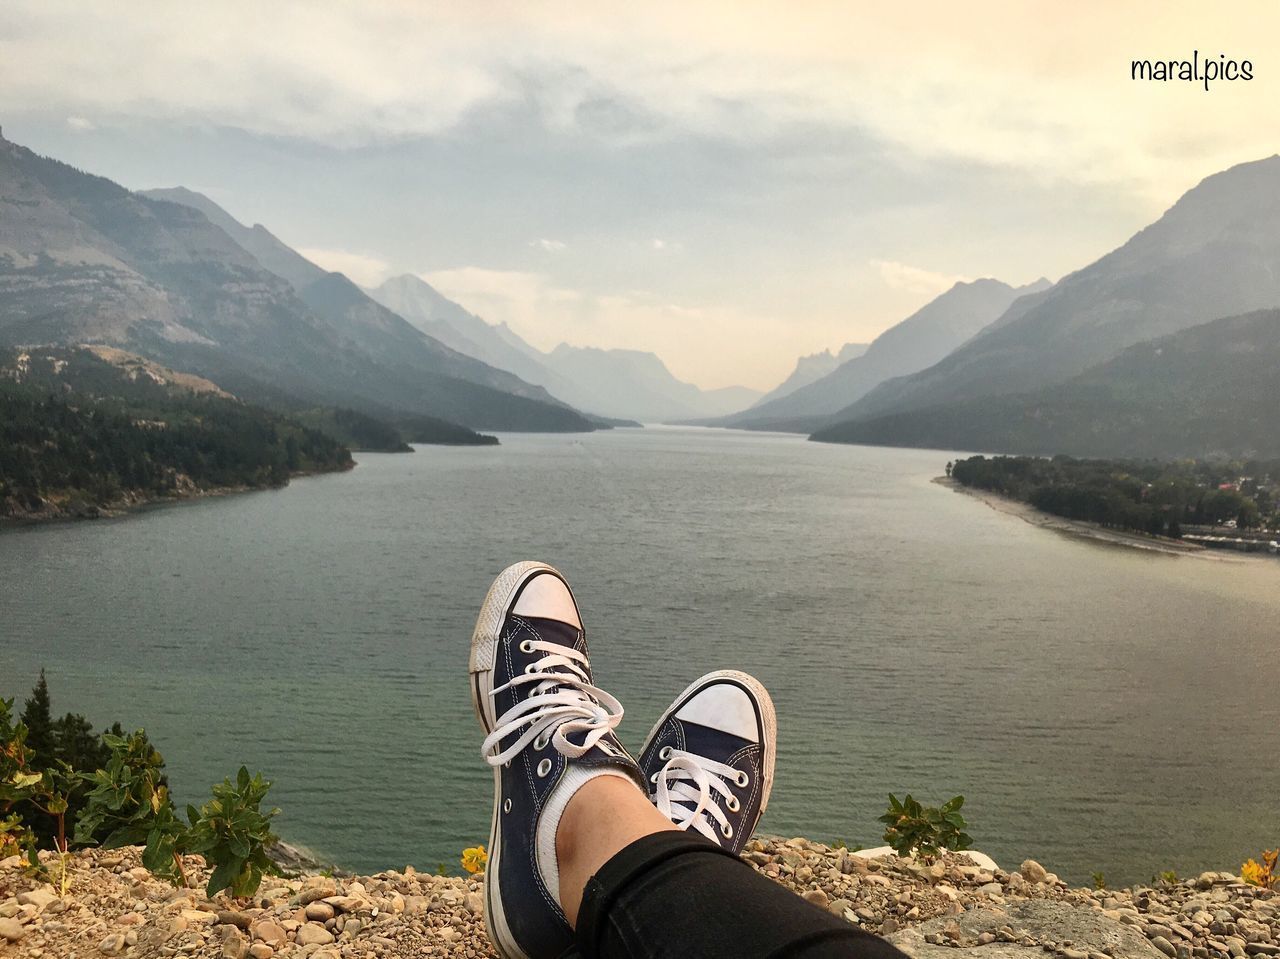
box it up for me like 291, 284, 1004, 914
461, 845, 488, 875
1241, 850, 1278, 889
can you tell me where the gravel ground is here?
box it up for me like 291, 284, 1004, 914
0, 840, 1274, 958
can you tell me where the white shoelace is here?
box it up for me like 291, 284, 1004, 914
652, 749, 745, 845
481, 637, 624, 767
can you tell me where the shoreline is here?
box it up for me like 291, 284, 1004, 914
935, 476, 1271, 562
0, 463, 354, 532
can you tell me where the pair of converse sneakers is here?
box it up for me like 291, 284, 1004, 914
469, 562, 777, 959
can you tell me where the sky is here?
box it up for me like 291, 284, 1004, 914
2, 1, 1277, 390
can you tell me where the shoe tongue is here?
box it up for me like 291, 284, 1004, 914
520, 616, 583, 651
678, 719, 753, 759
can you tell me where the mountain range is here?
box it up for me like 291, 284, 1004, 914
812, 308, 1280, 459
0, 134, 595, 439
710, 277, 1050, 431
747, 342, 868, 409
8, 127, 1280, 461
368, 272, 760, 422
832, 156, 1280, 428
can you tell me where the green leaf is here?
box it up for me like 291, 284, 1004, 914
206, 856, 244, 898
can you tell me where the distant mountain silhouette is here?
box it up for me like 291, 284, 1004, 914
130, 186, 588, 430
813, 308, 1280, 459
540, 344, 761, 422
750, 343, 868, 408
841, 155, 1280, 424
371, 273, 758, 422
712, 277, 1048, 431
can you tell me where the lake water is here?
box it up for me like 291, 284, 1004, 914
2, 427, 1278, 885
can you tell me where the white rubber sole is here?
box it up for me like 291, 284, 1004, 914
469, 561, 576, 959
639, 669, 778, 818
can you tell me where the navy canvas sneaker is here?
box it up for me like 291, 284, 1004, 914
469, 561, 644, 959
637, 670, 776, 854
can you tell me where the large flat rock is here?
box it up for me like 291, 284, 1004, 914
889, 900, 1165, 959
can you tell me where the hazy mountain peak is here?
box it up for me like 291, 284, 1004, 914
714, 276, 1029, 428
838, 153, 1280, 424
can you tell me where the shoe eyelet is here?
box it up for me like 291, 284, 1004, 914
650, 772, 659, 784
519, 639, 535, 653
503, 799, 511, 813
503, 760, 511, 769
721, 823, 734, 839
726, 796, 740, 812
524, 663, 538, 674
537, 758, 552, 777
736, 771, 749, 788
534, 733, 550, 750
658, 746, 673, 760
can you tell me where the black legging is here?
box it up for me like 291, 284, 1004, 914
564, 831, 908, 958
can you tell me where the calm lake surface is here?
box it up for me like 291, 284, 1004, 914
3, 427, 1278, 884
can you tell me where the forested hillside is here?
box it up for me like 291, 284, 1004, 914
0, 348, 353, 521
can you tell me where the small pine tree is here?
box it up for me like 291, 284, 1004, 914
20, 671, 55, 763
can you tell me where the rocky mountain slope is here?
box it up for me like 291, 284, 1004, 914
750, 342, 869, 408
812, 308, 1280, 459
0, 134, 590, 432
715, 278, 1049, 431
371, 273, 759, 422
842, 155, 1280, 425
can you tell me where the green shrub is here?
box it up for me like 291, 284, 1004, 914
75, 731, 190, 884
878, 794, 972, 861
7, 684, 283, 898
1, 698, 45, 874
185, 767, 280, 898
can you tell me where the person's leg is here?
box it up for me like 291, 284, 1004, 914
556, 775, 677, 925
560, 777, 907, 959
470, 562, 904, 959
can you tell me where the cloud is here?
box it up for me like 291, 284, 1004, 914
870, 259, 970, 297
530, 238, 567, 252
296, 247, 391, 287
2, 2, 1276, 196
65, 116, 95, 131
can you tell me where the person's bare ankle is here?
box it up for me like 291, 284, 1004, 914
556, 774, 678, 926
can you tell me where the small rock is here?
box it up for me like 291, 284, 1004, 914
296, 921, 335, 946
17, 889, 57, 910
99, 933, 126, 954
217, 910, 251, 929
464, 892, 484, 916
222, 932, 249, 959
117, 911, 146, 926
251, 920, 287, 947
1021, 860, 1050, 883
248, 946, 274, 959
304, 902, 335, 921
803, 889, 829, 908
321, 896, 365, 913
0, 917, 26, 942
297, 881, 338, 906
1151, 935, 1177, 957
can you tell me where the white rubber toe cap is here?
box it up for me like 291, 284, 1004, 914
674, 683, 760, 742
511, 571, 583, 630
